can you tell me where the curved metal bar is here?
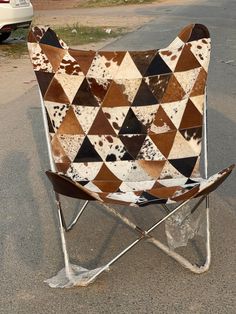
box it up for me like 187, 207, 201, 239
66, 200, 89, 232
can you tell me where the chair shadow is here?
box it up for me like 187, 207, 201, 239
0, 151, 43, 270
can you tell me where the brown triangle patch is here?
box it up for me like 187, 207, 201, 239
148, 74, 171, 103
149, 131, 177, 158
179, 100, 203, 129
178, 24, 194, 43
92, 181, 121, 193
94, 163, 121, 181
35, 71, 55, 97
190, 68, 207, 97
72, 78, 99, 107
88, 109, 117, 135
44, 77, 70, 103
102, 81, 129, 107
87, 78, 112, 105
129, 50, 156, 75
40, 44, 66, 72
99, 51, 126, 66
51, 136, 71, 164
119, 135, 146, 159
149, 186, 181, 199
28, 30, 38, 43
55, 162, 71, 173
138, 160, 166, 179
161, 75, 186, 103
69, 49, 96, 75
151, 106, 177, 133
57, 107, 84, 134
175, 43, 202, 72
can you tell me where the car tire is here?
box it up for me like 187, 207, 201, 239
0, 32, 11, 43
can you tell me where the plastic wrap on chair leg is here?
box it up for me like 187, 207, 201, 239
165, 203, 205, 250
44, 263, 109, 288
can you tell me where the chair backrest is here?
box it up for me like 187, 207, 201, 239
28, 24, 211, 185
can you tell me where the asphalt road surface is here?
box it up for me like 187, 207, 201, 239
0, 0, 235, 313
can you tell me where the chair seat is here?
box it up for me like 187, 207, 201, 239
46, 165, 234, 207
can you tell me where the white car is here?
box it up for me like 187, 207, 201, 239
0, 0, 33, 42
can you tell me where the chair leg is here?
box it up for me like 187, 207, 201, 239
44, 193, 109, 288
98, 197, 211, 278
45, 196, 210, 288
53, 193, 89, 232
66, 200, 89, 232
147, 204, 211, 274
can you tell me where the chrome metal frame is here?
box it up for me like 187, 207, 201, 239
40, 88, 211, 287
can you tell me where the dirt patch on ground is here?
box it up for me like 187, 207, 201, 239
31, 0, 189, 10
33, 0, 192, 29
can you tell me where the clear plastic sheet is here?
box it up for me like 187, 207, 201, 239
44, 264, 109, 288
165, 203, 206, 250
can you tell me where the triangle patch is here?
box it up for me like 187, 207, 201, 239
174, 68, 201, 96
51, 135, 71, 164
102, 81, 129, 107
150, 106, 176, 134
161, 75, 186, 103
44, 77, 70, 104
179, 127, 202, 155
189, 38, 211, 71
114, 78, 142, 104
119, 134, 146, 159
132, 105, 159, 131
136, 136, 166, 161
73, 106, 100, 134
147, 74, 171, 103
87, 78, 112, 105
168, 131, 197, 159
35, 71, 55, 97
72, 78, 99, 107
94, 163, 121, 181
88, 109, 117, 135
57, 107, 84, 135
54, 73, 85, 104
39, 28, 63, 48
149, 131, 177, 158
129, 50, 156, 75
102, 107, 130, 134
169, 157, 198, 178
45, 101, 69, 131
190, 68, 207, 97
57, 134, 84, 161
119, 108, 147, 135
190, 94, 204, 114
145, 52, 172, 76
159, 47, 183, 72
69, 49, 96, 75
161, 98, 188, 129
179, 99, 203, 129
74, 137, 103, 162
175, 43, 201, 72
159, 160, 185, 179
138, 160, 166, 179
114, 52, 142, 79
132, 79, 158, 106
40, 44, 66, 72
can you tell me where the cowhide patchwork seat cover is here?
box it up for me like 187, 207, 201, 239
28, 24, 234, 207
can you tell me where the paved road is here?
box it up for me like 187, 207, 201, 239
0, 0, 235, 313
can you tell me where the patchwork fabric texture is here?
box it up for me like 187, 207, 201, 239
28, 24, 234, 207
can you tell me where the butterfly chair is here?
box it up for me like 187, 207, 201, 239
28, 24, 234, 288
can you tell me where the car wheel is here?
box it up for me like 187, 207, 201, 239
0, 32, 11, 43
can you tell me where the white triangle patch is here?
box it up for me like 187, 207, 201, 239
162, 99, 188, 129
114, 52, 142, 79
